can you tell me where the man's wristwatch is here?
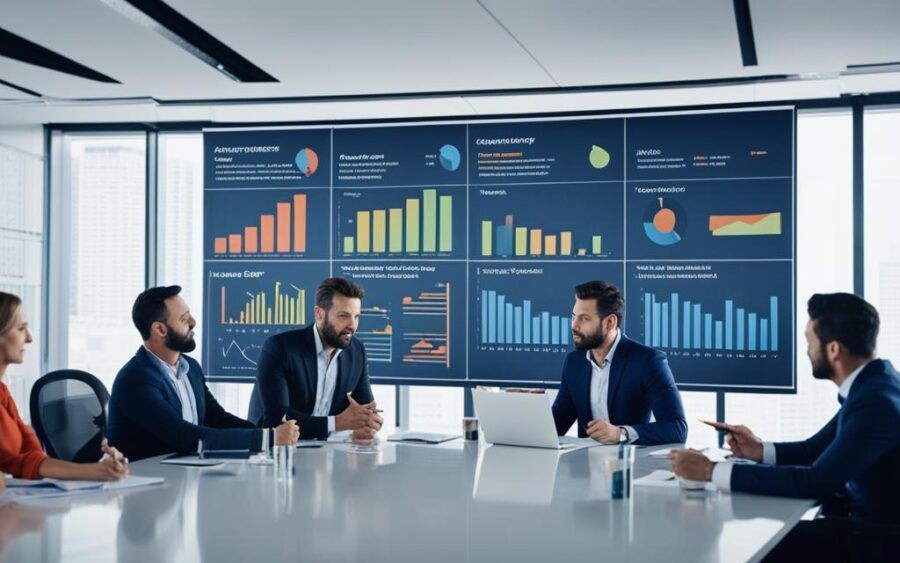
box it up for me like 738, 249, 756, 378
618, 427, 628, 444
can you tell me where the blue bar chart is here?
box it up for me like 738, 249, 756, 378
642, 292, 779, 352
480, 290, 570, 347
625, 260, 793, 390
469, 262, 623, 383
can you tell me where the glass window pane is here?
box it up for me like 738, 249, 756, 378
864, 108, 900, 363
372, 384, 397, 431
0, 142, 43, 417
409, 386, 463, 433
726, 110, 853, 442
65, 135, 146, 392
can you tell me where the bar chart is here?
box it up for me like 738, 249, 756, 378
481, 213, 604, 257
469, 262, 622, 383
469, 183, 623, 260
337, 188, 464, 257
357, 306, 393, 363
401, 284, 451, 367
337, 262, 465, 380
641, 292, 779, 353
625, 260, 793, 389
204, 263, 329, 378
479, 289, 570, 348
220, 281, 307, 326
213, 194, 307, 255
205, 189, 330, 259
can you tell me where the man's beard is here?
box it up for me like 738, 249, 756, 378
810, 343, 833, 380
165, 325, 196, 353
320, 317, 353, 349
573, 327, 606, 351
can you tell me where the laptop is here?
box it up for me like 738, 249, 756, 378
472, 389, 580, 450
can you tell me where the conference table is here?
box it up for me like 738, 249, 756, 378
1, 439, 814, 562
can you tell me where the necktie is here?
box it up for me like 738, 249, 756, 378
837, 394, 845, 405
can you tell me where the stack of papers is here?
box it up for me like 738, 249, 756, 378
3, 475, 164, 502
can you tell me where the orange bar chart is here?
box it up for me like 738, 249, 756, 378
212, 194, 308, 256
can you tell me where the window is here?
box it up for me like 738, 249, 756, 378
59, 135, 146, 392
864, 107, 900, 363
726, 110, 853, 442
0, 141, 43, 417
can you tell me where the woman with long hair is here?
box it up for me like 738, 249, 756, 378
0, 291, 128, 481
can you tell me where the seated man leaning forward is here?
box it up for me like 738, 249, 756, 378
107, 286, 299, 461
249, 277, 383, 441
670, 293, 900, 561
552, 280, 687, 446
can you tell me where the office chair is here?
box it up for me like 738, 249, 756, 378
29, 370, 110, 463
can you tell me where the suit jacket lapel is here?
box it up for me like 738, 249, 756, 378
302, 325, 320, 410
331, 351, 351, 412
137, 347, 180, 406
606, 335, 631, 417
186, 360, 205, 423
575, 353, 592, 422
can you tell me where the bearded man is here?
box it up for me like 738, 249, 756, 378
107, 286, 299, 461
249, 277, 382, 441
551, 280, 687, 445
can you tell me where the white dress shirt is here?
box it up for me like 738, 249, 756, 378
587, 330, 638, 442
711, 360, 873, 491
143, 345, 198, 425
312, 326, 341, 434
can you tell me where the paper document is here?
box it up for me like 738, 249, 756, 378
647, 447, 708, 458
634, 470, 680, 488
557, 436, 608, 453
387, 431, 460, 444
3, 475, 164, 502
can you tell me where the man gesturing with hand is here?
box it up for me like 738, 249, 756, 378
250, 278, 382, 440
670, 293, 900, 561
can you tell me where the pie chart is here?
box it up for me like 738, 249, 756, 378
643, 197, 686, 246
294, 148, 319, 177
439, 144, 461, 171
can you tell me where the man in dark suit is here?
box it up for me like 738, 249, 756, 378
107, 286, 299, 461
671, 293, 900, 561
249, 277, 383, 441
552, 280, 687, 446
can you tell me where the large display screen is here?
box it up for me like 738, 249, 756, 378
203, 107, 795, 392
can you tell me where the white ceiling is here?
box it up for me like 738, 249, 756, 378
0, 0, 899, 124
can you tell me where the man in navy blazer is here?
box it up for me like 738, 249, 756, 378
248, 277, 383, 441
671, 293, 900, 559
552, 280, 687, 446
107, 286, 299, 461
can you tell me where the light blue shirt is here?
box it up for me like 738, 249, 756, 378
143, 345, 198, 425
712, 360, 873, 491
312, 326, 341, 434
587, 330, 638, 443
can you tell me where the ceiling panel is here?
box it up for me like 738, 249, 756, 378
0, 0, 230, 98
0, 81, 36, 99
167, 0, 554, 96
751, 0, 900, 72
479, 0, 758, 87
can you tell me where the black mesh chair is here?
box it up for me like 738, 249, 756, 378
29, 370, 109, 463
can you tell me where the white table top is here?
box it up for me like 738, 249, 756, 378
0, 441, 813, 563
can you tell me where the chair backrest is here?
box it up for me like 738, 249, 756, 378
29, 370, 109, 463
